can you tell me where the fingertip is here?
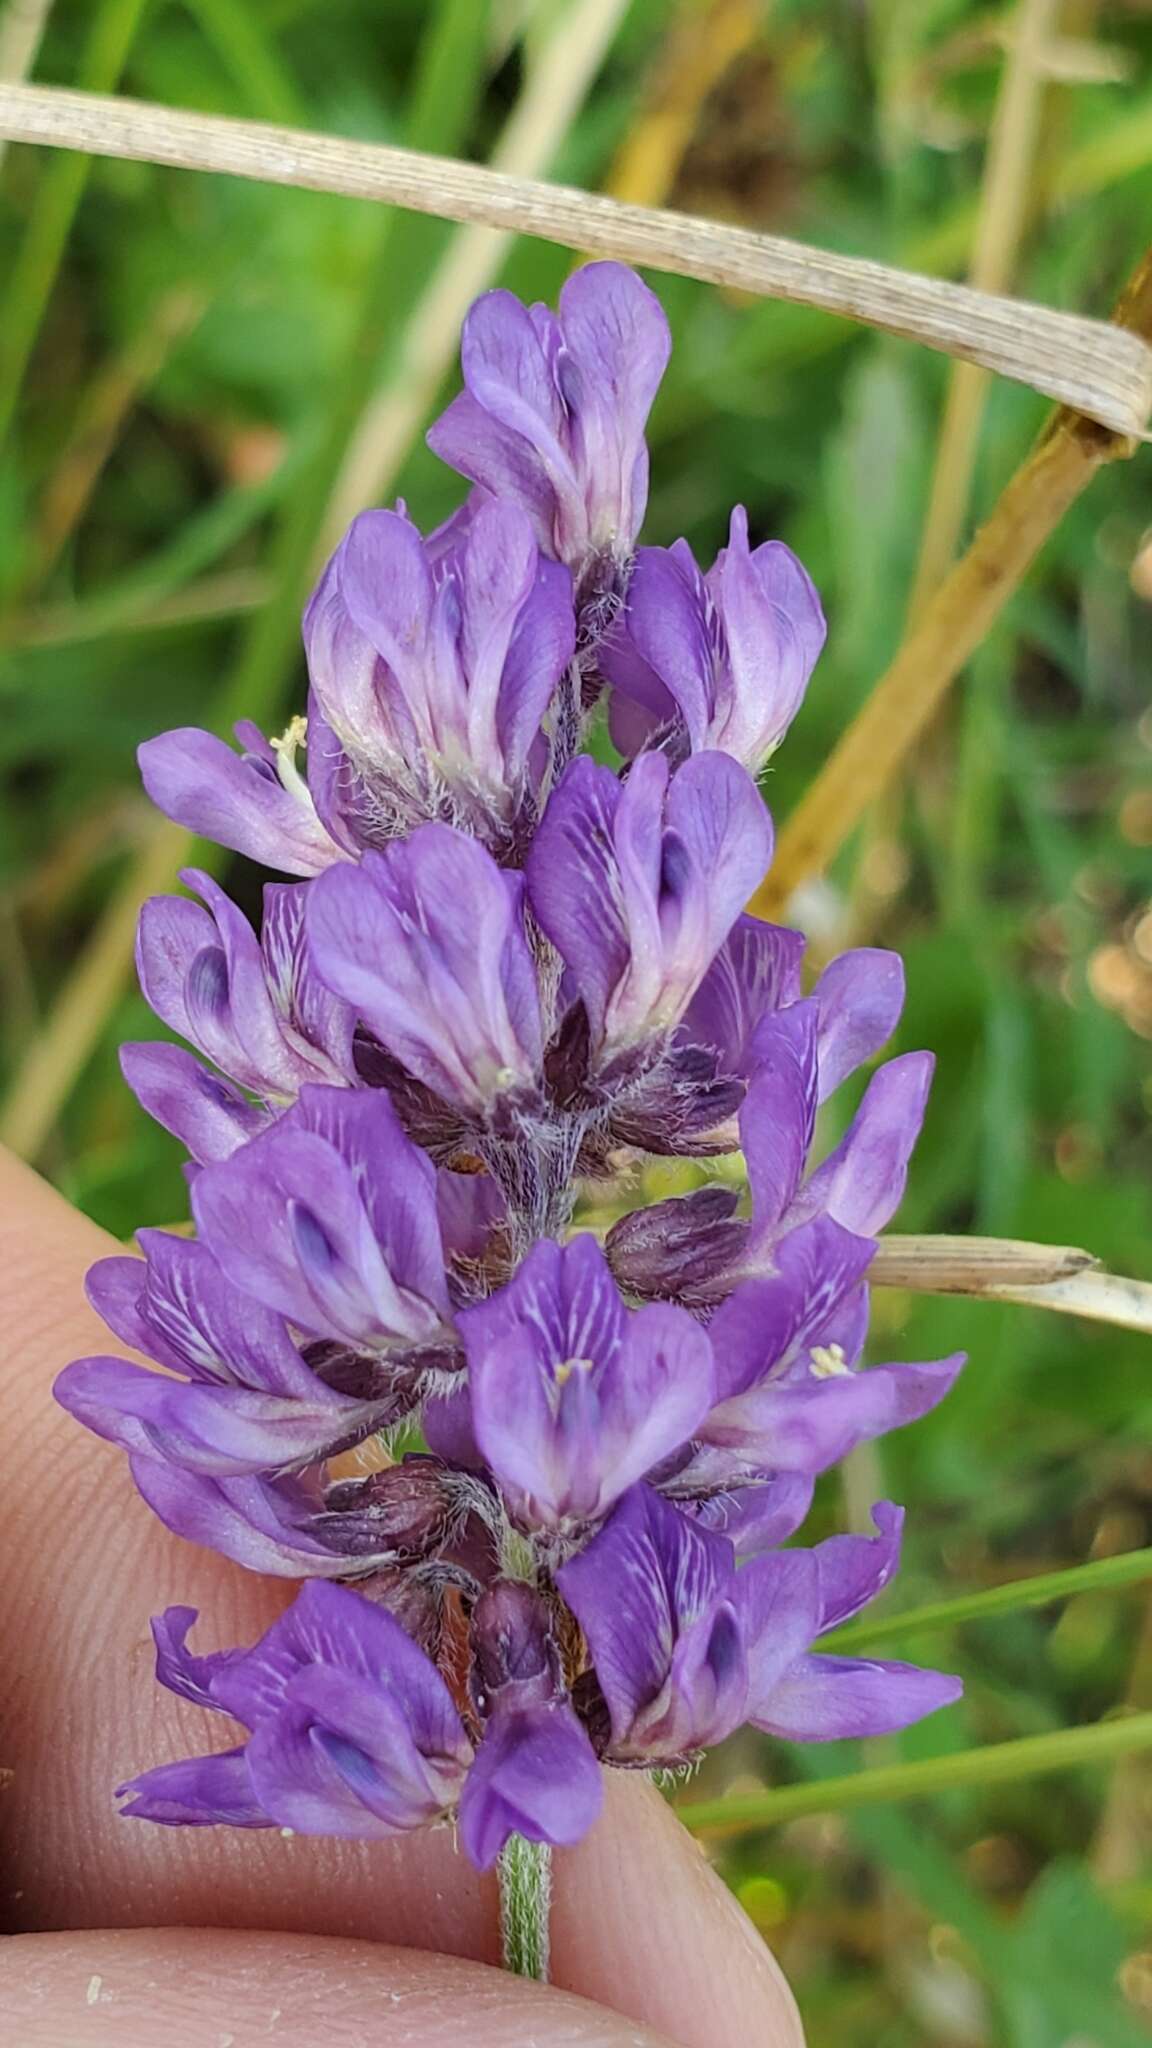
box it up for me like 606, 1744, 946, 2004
0, 1928, 682, 2046
553, 1773, 805, 2048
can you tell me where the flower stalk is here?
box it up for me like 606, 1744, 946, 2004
499, 1833, 554, 1982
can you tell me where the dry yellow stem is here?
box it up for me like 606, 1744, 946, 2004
752, 245, 1152, 917
871, 1233, 1097, 1292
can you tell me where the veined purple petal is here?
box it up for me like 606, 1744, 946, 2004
740, 1004, 820, 1235
119, 1042, 270, 1163
307, 830, 542, 1109
811, 1499, 904, 1631
525, 756, 631, 1040
706, 1217, 877, 1403
54, 1356, 379, 1475
703, 1347, 962, 1477
112, 1228, 339, 1399
558, 262, 670, 555
118, 1749, 271, 1828
694, 1475, 816, 1559
679, 914, 806, 1080
427, 390, 561, 554
527, 752, 771, 1054
751, 1654, 962, 1741
130, 1458, 347, 1575
192, 1086, 448, 1349
457, 1699, 603, 1869
151, 1605, 247, 1710
139, 727, 346, 876
245, 1663, 464, 1838
731, 1547, 822, 1711
705, 510, 825, 764
811, 949, 905, 1102
558, 1486, 743, 1759
462, 1236, 714, 1527
798, 1050, 935, 1235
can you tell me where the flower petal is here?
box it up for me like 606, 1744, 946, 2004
752, 1653, 962, 1740
457, 1700, 603, 1869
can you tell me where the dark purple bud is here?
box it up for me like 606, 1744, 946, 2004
470, 1580, 562, 1714
312, 1456, 469, 1562
606, 1186, 748, 1303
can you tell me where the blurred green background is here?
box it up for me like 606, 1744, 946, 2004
2, 0, 1152, 2039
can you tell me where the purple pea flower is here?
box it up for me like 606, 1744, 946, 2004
304, 499, 575, 850
559, 1487, 959, 1766
753, 1501, 964, 1742
606, 964, 924, 1297
134, 869, 356, 1107
527, 751, 772, 1059
459, 1580, 603, 1869
427, 261, 671, 575
696, 1215, 964, 1477
307, 823, 543, 1114
139, 717, 351, 877
460, 1234, 714, 1532
118, 1582, 474, 1836
54, 1229, 397, 1480
604, 510, 826, 768
191, 1084, 452, 1353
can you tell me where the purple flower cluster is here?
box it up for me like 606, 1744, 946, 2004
57, 263, 962, 1873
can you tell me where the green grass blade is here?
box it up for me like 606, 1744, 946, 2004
180, 0, 308, 125
677, 1715, 1152, 1837
825, 1547, 1152, 1654
212, 0, 493, 740
0, 0, 151, 458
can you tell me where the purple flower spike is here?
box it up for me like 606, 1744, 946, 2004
428, 261, 671, 572
139, 720, 350, 876
307, 825, 543, 1112
136, 871, 355, 1107
60, 260, 970, 1883
192, 1085, 450, 1351
118, 1582, 473, 1837
527, 751, 772, 1056
304, 499, 574, 847
461, 1235, 714, 1530
604, 509, 826, 769
749, 1503, 963, 1740
458, 1581, 602, 1868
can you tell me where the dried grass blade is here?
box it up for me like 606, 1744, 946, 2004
0, 82, 1149, 436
